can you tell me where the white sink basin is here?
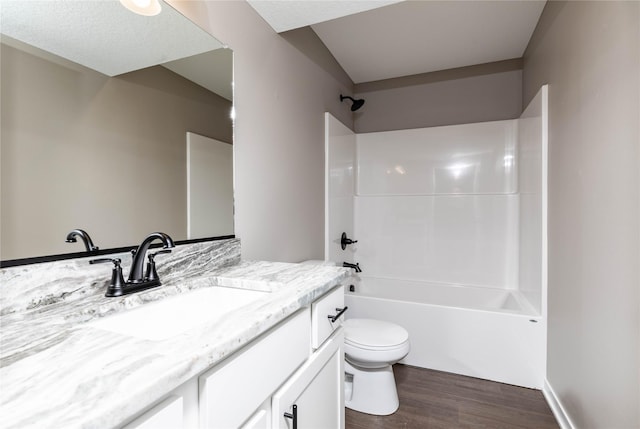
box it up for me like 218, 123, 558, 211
88, 287, 269, 341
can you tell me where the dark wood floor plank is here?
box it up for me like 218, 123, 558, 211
346, 364, 559, 429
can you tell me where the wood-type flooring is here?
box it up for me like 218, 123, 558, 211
345, 364, 559, 429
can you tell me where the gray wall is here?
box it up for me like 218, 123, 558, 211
169, 1, 354, 262
0, 43, 232, 259
523, 2, 639, 427
353, 59, 523, 133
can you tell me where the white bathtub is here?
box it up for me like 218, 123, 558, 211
344, 276, 545, 389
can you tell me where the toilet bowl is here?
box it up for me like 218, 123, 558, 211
298, 261, 410, 415
343, 318, 410, 415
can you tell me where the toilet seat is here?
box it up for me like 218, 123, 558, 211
343, 319, 410, 366
345, 338, 411, 352
344, 318, 409, 349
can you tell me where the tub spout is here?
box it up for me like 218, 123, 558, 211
343, 262, 362, 273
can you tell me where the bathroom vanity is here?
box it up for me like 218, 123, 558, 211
0, 239, 349, 428
127, 286, 345, 429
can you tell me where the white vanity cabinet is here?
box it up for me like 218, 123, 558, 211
272, 285, 345, 429
122, 285, 345, 429
271, 330, 344, 429
199, 309, 311, 428
123, 395, 184, 429
240, 399, 271, 429
123, 377, 199, 428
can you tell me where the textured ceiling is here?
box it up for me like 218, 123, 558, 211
0, 0, 223, 77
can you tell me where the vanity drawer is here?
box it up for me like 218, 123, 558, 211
311, 285, 345, 349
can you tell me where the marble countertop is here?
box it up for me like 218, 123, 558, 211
0, 257, 349, 428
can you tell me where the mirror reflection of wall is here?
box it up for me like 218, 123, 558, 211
0, 2, 234, 262
187, 132, 234, 239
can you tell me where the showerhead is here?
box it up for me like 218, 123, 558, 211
351, 98, 365, 111
340, 94, 365, 112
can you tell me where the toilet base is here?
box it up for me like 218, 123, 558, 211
344, 359, 400, 415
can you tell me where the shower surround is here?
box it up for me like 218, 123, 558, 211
325, 86, 547, 388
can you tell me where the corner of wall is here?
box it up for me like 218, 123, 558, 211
542, 379, 576, 429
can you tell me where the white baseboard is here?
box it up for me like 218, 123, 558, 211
542, 379, 575, 429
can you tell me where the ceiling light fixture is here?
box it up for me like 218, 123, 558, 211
119, 0, 162, 16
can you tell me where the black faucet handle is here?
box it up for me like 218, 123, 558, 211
341, 232, 358, 250
90, 257, 121, 266
145, 249, 172, 282
89, 258, 126, 297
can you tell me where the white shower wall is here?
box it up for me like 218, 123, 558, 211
518, 86, 547, 315
324, 113, 356, 263
355, 121, 520, 289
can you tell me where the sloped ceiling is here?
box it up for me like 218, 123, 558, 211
250, 0, 546, 83
247, 0, 403, 33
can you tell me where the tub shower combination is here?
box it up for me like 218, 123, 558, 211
325, 86, 548, 389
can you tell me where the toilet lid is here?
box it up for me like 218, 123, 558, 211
343, 318, 409, 348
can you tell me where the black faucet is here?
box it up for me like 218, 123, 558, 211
343, 262, 362, 273
90, 232, 175, 297
128, 232, 175, 284
65, 229, 99, 252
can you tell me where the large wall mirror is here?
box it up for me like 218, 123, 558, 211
1, 1, 234, 264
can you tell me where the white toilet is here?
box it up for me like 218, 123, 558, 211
300, 260, 410, 415
343, 318, 410, 415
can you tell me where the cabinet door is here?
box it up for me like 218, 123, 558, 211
241, 401, 270, 429
200, 309, 310, 429
272, 330, 344, 429
122, 395, 183, 429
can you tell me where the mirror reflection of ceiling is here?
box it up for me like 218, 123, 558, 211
249, 0, 546, 84
0, 0, 232, 100
163, 49, 233, 101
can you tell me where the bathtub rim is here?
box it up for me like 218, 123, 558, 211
345, 275, 541, 317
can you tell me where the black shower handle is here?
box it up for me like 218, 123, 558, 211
341, 232, 358, 250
